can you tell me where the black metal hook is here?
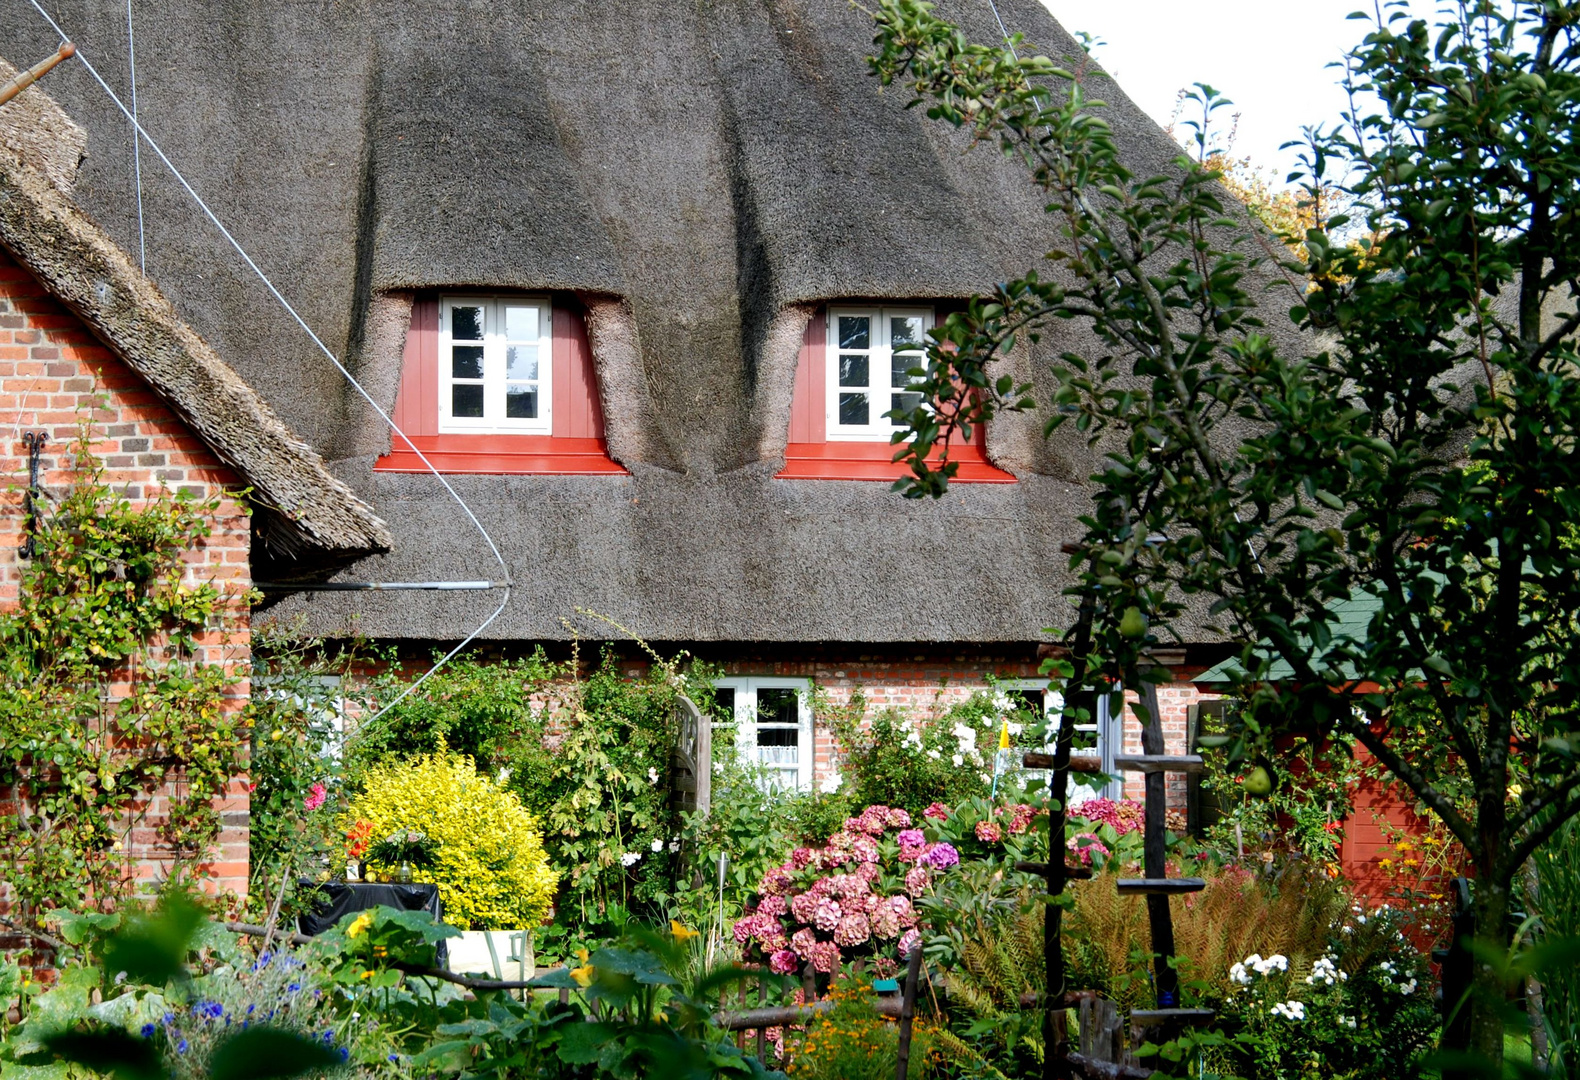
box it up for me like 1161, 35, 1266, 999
19, 431, 46, 559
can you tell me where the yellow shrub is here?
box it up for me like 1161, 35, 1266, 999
344, 752, 557, 929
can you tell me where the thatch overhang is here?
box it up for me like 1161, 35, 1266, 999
0, 0, 1299, 644
0, 81, 392, 577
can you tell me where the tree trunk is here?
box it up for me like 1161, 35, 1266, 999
1446, 876, 1512, 1078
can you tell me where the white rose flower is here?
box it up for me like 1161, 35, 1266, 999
651, 839, 664, 852
952, 753, 964, 767
621, 851, 642, 866
820, 772, 843, 794
647, 767, 660, 784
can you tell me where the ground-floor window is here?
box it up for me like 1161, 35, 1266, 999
709, 677, 814, 791
999, 679, 1123, 804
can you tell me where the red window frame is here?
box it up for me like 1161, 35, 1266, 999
777, 308, 1016, 483
375, 295, 627, 476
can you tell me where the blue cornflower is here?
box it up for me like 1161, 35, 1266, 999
246, 1005, 255, 1015
338, 1048, 349, 1062
321, 1031, 334, 1045
176, 1039, 189, 1055
139, 1024, 156, 1039
161, 1012, 174, 1025
287, 983, 302, 993
387, 1055, 400, 1064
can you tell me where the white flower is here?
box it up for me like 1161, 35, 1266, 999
668, 839, 681, 852
647, 767, 660, 784
952, 723, 978, 747
1270, 1000, 1306, 1021
621, 851, 642, 866
1340, 1015, 1357, 1029
952, 754, 964, 767
1307, 956, 1339, 986
1399, 978, 1418, 995
926, 749, 941, 760
820, 772, 843, 795
991, 692, 1014, 714
1230, 962, 1252, 986
651, 839, 664, 852
979, 772, 992, 784
1249, 954, 1288, 976
1007, 721, 1023, 736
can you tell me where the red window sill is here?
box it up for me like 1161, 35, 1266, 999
776, 442, 1016, 483
374, 435, 628, 476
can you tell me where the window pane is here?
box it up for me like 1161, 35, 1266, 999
891, 391, 922, 423
838, 354, 869, 388
756, 688, 799, 725
505, 387, 538, 419
451, 345, 484, 380
504, 305, 539, 341
890, 315, 925, 349
506, 345, 538, 381
709, 688, 737, 725
451, 306, 483, 341
838, 393, 869, 426
756, 726, 799, 747
838, 315, 870, 350
451, 384, 484, 417
891, 352, 922, 388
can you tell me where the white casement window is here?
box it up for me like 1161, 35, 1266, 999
709, 678, 814, 792
1006, 680, 1123, 805
438, 296, 552, 434
826, 307, 932, 440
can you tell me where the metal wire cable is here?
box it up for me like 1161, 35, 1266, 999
21, 0, 513, 720
124, 0, 144, 272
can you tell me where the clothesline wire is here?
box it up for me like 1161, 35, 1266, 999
21, 0, 512, 722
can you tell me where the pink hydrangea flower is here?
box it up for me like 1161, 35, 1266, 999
1007, 804, 1036, 835
850, 835, 881, 864
1072, 798, 1145, 836
856, 861, 882, 883
870, 901, 901, 939
919, 842, 960, 870
731, 915, 757, 945
896, 828, 925, 849
759, 865, 794, 896
888, 894, 917, 928
856, 806, 893, 834
757, 894, 788, 918
833, 913, 871, 947
904, 867, 931, 897
809, 940, 842, 974
830, 873, 870, 901
790, 927, 818, 959
807, 876, 835, 900
790, 891, 818, 923
769, 949, 800, 975
303, 783, 326, 812
975, 821, 1004, 843
923, 802, 951, 821
1066, 832, 1111, 866
790, 847, 815, 870
761, 932, 788, 952
899, 929, 921, 958
813, 898, 843, 933
886, 808, 913, 828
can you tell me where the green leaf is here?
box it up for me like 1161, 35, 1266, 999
39, 1029, 162, 1080
207, 1027, 345, 1080
556, 1022, 619, 1065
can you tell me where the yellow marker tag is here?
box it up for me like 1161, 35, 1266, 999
999, 720, 1011, 751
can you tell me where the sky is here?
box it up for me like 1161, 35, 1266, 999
1036, 0, 1440, 183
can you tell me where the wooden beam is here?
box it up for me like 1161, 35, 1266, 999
1113, 754, 1203, 774
1115, 878, 1207, 895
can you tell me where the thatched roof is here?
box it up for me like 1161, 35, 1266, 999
0, 0, 1302, 644
0, 64, 392, 575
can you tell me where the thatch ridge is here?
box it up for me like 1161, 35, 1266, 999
0, 129, 392, 569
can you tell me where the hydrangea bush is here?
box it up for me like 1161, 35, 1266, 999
731, 804, 960, 977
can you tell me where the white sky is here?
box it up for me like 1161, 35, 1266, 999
1036, 1, 1440, 183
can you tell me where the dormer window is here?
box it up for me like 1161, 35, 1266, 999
826, 306, 931, 440
439, 296, 551, 434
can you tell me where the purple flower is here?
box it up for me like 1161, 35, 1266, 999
176, 1039, 189, 1055
919, 843, 959, 870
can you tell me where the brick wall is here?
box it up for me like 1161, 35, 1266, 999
0, 249, 252, 904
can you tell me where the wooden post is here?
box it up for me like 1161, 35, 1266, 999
0, 44, 76, 109
1138, 677, 1179, 1010
894, 941, 925, 1080
672, 695, 711, 817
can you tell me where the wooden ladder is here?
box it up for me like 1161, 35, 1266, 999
1121, 681, 1214, 1036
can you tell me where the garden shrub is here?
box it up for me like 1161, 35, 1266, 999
732, 804, 955, 979
343, 752, 556, 929
817, 686, 1037, 818
1531, 814, 1580, 1075
782, 977, 944, 1079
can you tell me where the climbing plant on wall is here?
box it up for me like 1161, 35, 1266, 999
0, 441, 250, 950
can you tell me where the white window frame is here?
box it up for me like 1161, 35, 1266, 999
709, 677, 815, 792
825, 306, 932, 441
1003, 679, 1123, 804
438, 295, 553, 435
